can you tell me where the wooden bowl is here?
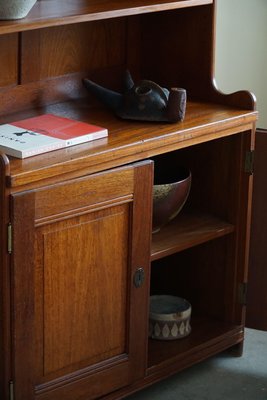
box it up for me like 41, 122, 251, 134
152, 166, 191, 233
149, 295, 191, 340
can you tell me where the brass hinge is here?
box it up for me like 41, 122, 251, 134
238, 282, 248, 305
7, 223, 12, 254
244, 150, 254, 174
9, 381, 14, 400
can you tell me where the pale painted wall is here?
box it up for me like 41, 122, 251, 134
215, 0, 267, 128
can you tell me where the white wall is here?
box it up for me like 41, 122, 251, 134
215, 0, 267, 128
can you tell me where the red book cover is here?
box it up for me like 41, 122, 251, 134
13, 114, 108, 144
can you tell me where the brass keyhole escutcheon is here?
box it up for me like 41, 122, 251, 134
133, 268, 145, 288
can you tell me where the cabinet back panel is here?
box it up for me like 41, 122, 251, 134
21, 20, 127, 83
37, 205, 129, 377
0, 19, 130, 116
0, 34, 18, 87
152, 135, 242, 223
140, 6, 213, 99
150, 237, 231, 321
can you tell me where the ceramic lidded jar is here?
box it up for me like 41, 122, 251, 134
149, 295, 192, 340
0, 0, 37, 20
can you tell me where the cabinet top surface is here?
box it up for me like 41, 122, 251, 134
0, 0, 213, 35
1, 100, 257, 190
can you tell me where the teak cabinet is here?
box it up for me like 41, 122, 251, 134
0, 1, 258, 400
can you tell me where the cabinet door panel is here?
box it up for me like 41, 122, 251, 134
41, 206, 128, 376
11, 162, 153, 400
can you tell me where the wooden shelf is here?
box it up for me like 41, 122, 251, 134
147, 317, 242, 371
2, 99, 257, 189
0, 0, 213, 35
151, 211, 234, 261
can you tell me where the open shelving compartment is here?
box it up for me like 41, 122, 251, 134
0, 0, 257, 129
148, 234, 244, 374
147, 132, 253, 374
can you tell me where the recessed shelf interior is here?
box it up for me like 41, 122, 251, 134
148, 234, 241, 370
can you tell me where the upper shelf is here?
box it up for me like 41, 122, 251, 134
0, 0, 213, 35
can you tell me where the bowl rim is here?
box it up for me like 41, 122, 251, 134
153, 168, 191, 186
149, 295, 191, 320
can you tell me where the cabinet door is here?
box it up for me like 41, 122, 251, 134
10, 161, 153, 400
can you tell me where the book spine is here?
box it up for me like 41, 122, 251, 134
23, 142, 66, 158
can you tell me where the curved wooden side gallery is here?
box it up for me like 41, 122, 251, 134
0, 1, 258, 399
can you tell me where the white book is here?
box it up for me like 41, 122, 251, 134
0, 114, 108, 159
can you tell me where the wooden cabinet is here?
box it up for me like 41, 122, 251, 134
0, 1, 258, 400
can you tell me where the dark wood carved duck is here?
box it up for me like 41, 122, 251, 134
83, 71, 186, 123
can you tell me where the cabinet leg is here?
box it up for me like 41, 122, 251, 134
227, 341, 244, 357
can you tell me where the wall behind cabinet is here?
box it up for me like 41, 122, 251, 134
215, 0, 267, 128
215, 0, 267, 330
